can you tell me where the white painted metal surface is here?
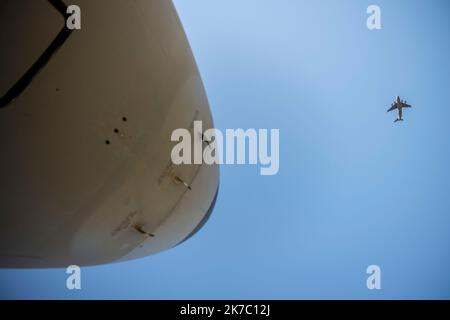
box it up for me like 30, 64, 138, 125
0, 0, 219, 267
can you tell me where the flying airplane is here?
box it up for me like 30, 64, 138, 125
387, 96, 412, 122
0, 0, 219, 267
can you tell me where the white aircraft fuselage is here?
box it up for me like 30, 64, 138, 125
0, 0, 219, 268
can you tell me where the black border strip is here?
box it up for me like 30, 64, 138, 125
0, 0, 73, 109
1, 300, 449, 317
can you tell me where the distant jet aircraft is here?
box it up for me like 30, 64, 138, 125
387, 96, 412, 122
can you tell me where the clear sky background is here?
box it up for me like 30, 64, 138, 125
1, 0, 450, 299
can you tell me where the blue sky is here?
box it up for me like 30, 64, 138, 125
1, 0, 450, 299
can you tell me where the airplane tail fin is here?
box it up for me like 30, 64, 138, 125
394, 118, 404, 123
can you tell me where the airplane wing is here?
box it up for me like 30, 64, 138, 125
402, 102, 412, 108
387, 104, 397, 112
